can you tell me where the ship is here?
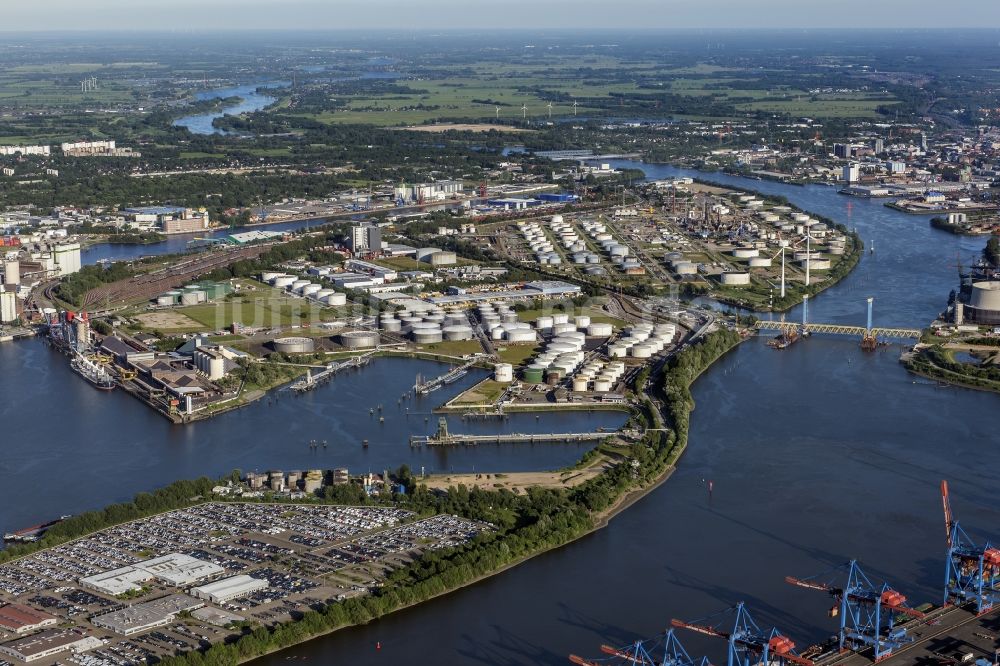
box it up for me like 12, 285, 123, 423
3, 515, 71, 543
767, 328, 800, 349
70, 353, 116, 390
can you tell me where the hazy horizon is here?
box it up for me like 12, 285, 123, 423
4, 0, 1000, 31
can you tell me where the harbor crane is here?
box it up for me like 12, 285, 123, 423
671, 602, 813, 666
569, 629, 709, 666
785, 560, 923, 662
941, 480, 1000, 615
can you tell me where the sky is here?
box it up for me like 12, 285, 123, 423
4, 0, 1000, 31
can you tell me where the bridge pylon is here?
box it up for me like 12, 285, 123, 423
861, 297, 877, 351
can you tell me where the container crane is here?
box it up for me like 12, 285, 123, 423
569, 629, 709, 666
671, 602, 813, 666
785, 559, 923, 662
942, 480, 1000, 615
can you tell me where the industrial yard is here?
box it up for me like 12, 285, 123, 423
0, 502, 490, 666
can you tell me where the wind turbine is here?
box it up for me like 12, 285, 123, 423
546, 102, 553, 118
573, 101, 579, 116
771, 242, 788, 299
495, 105, 500, 120
521, 104, 528, 120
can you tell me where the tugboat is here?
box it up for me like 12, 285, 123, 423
70, 353, 116, 390
767, 328, 800, 350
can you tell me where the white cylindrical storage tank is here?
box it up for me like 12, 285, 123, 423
631, 344, 654, 359
593, 379, 612, 392
552, 313, 570, 325
628, 330, 650, 342
748, 257, 772, 268
491, 327, 505, 340
552, 322, 576, 335
807, 259, 832, 270
574, 315, 591, 329
302, 284, 322, 296
733, 248, 759, 259
315, 289, 335, 300
506, 329, 537, 343
720, 272, 751, 286
608, 343, 628, 358
551, 214, 564, 224
261, 271, 283, 283
340, 330, 380, 348
572, 378, 589, 392
587, 322, 613, 337
325, 293, 347, 307
413, 329, 443, 344
180, 291, 200, 305
674, 262, 697, 275
443, 326, 474, 341
156, 295, 174, 306
557, 331, 586, 344
381, 318, 402, 333
494, 363, 514, 382
273, 336, 315, 353
535, 316, 554, 330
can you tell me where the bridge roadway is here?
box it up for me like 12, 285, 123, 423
755, 320, 923, 340
410, 431, 614, 447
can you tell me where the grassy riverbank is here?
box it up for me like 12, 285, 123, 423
903, 345, 1000, 393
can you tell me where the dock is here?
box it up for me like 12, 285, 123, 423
410, 418, 614, 447
413, 357, 481, 395
290, 352, 376, 392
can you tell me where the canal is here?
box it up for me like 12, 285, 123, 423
243, 164, 999, 665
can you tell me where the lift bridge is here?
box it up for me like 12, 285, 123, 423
755, 296, 922, 347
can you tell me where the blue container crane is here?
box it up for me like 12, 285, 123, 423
785, 560, 924, 661
569, 629, 708, 666
671, 602, 813, 666
942, 480, 1000, 615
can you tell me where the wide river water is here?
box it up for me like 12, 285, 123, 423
5, 162, 999, 664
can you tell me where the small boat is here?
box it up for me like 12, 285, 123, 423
768, 329, 800, 350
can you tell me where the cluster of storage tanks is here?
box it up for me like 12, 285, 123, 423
578, 218, 640, 272
608, 323, 677, 359
516, 221, 561, 265
549, 215, 598, 268
263, 272, 347, 307
156, 282, 233, 306
477, 303, 536, 343
533, 312, 613, 339
380, 306, 474, 344
521, 330, 589, 386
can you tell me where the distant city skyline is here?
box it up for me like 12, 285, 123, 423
4, 0, 1000, 31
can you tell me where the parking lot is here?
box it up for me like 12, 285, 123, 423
0, 503, 492, 665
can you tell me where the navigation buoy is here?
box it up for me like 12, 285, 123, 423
376, 642, 381, 650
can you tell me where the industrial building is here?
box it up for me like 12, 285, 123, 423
957, 281, 1000, 325
344, 259, 397, 281
0, 628, 96, 662
394, 180, 463, 203
0, 145, 50, 156
91, 594, 205, 636
61, 140, 139, 158
350, 222, 382, 255
79, 553, 224, 596
0, 289, 18, 324
0, 604, 58, 634
52, 242, 81, 276
193, 345, 239, 380
190, 575, 269, 604
123, 206, 210, 234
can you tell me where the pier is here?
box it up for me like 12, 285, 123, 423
413, 357, 482, 395
410, 417, 614, 446
290, 352, 376, 392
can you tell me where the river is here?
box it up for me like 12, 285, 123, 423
7, 162, 1000, 664
172, 82, 288, 135
239, 163, 998, 665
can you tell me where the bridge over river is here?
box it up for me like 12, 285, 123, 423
754, 295, 923, 343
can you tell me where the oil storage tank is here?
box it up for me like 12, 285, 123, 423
273, 337, 315, 353
720, 272, 751, 286
340, 330, 380, 348
966, 282, 1000, 325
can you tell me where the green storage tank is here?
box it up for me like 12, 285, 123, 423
522, 367, 544, 384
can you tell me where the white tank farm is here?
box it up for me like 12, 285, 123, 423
535, 316, 554, 330
443, 326, 474, 341
494, 363, 514, 382
587, 322, 613, 337
748, 257, 772, 268
506, 329, 537, 343
720, 272, 751, 286
572, 378, 590, 392
732, 248, 760, 259
273, 276, 296, 288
